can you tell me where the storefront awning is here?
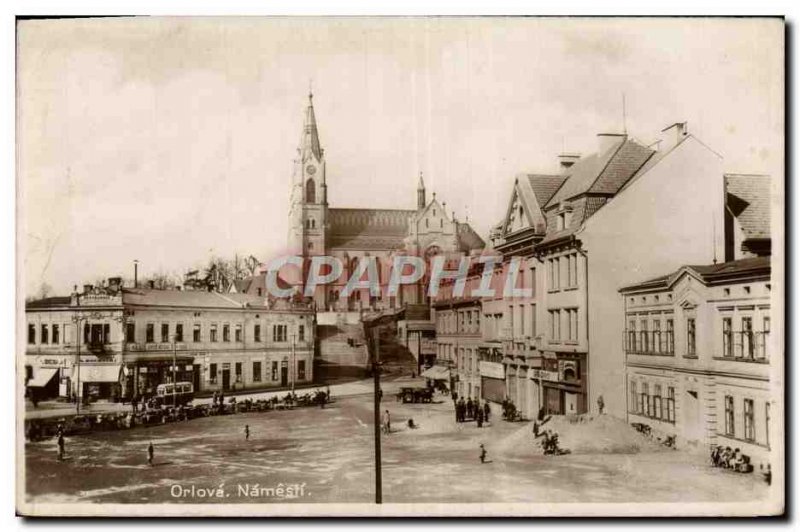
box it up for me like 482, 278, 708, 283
73, 364, 122, 383
420, 365, 450, 380
28, 368, 58, 387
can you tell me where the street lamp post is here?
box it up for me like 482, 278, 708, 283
291, 333, 296, 394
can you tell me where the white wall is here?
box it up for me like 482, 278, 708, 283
581, 137, 725, 418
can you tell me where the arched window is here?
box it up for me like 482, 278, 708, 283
305, 179, 316, 203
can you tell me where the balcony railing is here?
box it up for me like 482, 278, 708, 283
623, 330, 674, 356
721, 331, 769, 362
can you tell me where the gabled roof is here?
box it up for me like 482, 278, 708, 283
725, 174, 771, 240
546, 136, 654, 208
527, 174, 567, 207
619, 256, 771, 293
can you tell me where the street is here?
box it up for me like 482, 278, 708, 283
24, 377, 768, 505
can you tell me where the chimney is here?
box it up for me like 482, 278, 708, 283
557, 153, 580, 174
660, 121, 688, 151
597, 133, 625, 153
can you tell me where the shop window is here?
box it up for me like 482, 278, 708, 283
298, 360, 306, 380
209, 363, 217, 384
28, 324, 35, 344
235, 362, 242, 383
146, 323, 155, 343
253, 361, 262, 382
271, 361, 278, 381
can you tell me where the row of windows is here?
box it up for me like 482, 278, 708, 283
437, 309, 481, 334
125, 322, 304, 345
547, 253, 578, 291
629, 381, 676, 423
507, 303, 536, 339
724, 395, 769, 446
625, 318, 675, 355
549, 308, 578, 343
722, 316, 770, 361
208, 360, 307, 384
28, 323, 110, 346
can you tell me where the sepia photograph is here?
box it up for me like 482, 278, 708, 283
14, 15, 784, 517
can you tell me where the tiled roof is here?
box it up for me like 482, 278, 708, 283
122, 288, 268, 309
589, 140, 654, 195
546, 137, 654, 207
25, 296, 73, 309
457, 222, 486, 252
526, 174, 567, 206
328, 208, 414, 251
725, 174, 771, 240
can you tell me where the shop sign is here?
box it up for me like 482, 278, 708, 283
479, 361, 505, 380
530, 369, 559, 382
36, 356, 67, 367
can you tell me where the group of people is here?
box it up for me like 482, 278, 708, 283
500, 398, 520, 421
454, 396, 491, 427
710, 445, 753, 473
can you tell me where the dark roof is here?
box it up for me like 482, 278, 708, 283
620, 256, 771, 292
546, 137, 654, 207
25, 296, 72, 309
725, 174, 771, 240
122, 288, 268, 309
526, 174, 567, 206
456, 222, 486, 252
328, 208, 414, 250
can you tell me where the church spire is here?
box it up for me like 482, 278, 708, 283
299, 90, 323, 162
417, 172, 426, 210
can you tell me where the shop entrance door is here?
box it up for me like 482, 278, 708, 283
222, 369, 230, 391
564, 391, 578, 414
193, 365, 201, 392
281, 365, 288, 387
545, 387, 561, 415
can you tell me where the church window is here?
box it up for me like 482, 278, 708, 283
305, 179, 316, 203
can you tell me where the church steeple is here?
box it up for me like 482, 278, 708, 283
417, 172, 426, 210
300, 90, 323, 162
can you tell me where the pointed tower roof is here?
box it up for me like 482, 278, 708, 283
299, 91, 323, 161
417, 172, 425, 190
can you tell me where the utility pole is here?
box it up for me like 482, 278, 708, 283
172, 334, 178, 407
373, 331, 382, 504
291, 333, 296, 394
134, 259, 139, 288
75, 318, 82, 415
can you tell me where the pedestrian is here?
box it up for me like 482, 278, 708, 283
533, 421, 540, 438
382, 410, 391, 434
244, 424, 250, 440
483, 402, 491, 423
467, 398, 474, 420
479, 443, 488, 464
57, 433, 65, 461
147, 442, 154, 466
131, 393, 139, 414
597, 395, 605, 415
477, 407, 484, 428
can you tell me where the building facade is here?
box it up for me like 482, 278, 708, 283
25, 282, 315, 401
620, 257, 775, 468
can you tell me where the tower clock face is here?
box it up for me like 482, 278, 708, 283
306, 165, 316, 175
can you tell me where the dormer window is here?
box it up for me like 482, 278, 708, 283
556, 204, 573, 230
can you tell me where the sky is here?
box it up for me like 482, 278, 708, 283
17, 17, 784, 296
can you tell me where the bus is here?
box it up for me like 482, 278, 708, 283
153, 382, 194, 407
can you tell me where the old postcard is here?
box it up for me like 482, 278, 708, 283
16, 16, 784, 517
